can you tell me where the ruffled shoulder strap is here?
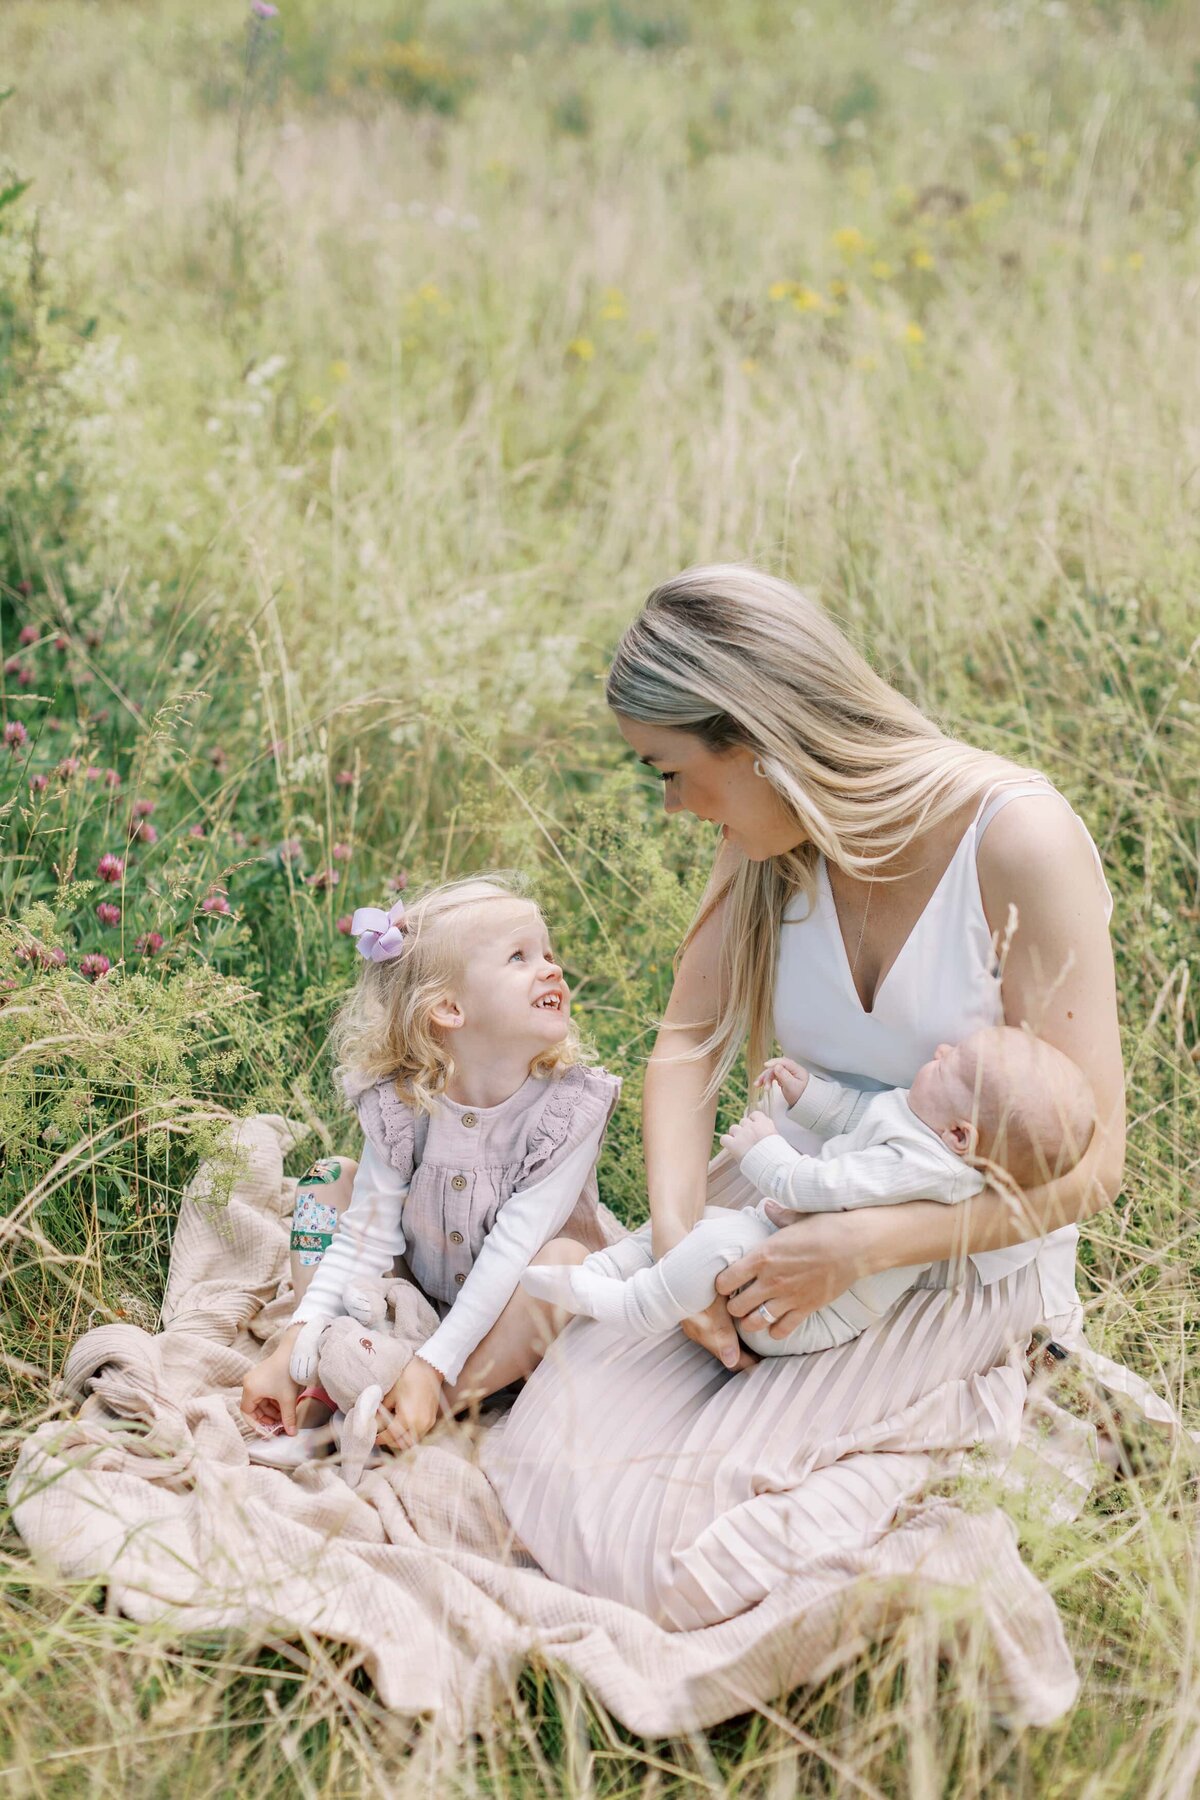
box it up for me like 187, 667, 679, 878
519, 1064, 621, 1186
352, 1077, 418, 1182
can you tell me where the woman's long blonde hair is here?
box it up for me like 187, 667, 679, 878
605, 564, 1028, 1098
333, 872, 587, 1114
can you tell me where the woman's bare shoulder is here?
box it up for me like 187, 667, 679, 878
975, 788, 1107, 921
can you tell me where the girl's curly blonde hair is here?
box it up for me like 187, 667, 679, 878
332, 872, 589, 1115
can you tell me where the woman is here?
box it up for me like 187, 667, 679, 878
483, 563, 1123, 1631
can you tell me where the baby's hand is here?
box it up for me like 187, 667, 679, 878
755, 1057, 810, 1109
377, 1355, 444, 1451
720, 1110, 779, 1160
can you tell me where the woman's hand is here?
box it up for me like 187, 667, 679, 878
715, 1209, 873, 1341
378, 1355, 445, 1451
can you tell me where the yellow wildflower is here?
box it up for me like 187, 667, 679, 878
792, 286, 828, 313
870, 260, 894, 281
828, 277, 849, 300
600, 286, 628, 321
832, 225, 869, 259
740, 357, 758, 373
908, 245, 935, 270
903, 320, 925, 344
328, 359, 350, 382
1126, 250, 1144, 272
768, 279, 796, 301
567, 337, 595, 361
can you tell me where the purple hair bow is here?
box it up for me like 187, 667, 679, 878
351, 899, 408, 963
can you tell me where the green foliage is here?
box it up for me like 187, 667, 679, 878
0, 0, 1197, 1790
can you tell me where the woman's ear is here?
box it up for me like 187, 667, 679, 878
428, 994, 464, 1032
941, 1119, 980, 1160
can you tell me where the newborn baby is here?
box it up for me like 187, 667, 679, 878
521, 1025, 1095, 1357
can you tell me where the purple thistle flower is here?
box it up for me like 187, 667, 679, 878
104, 767, 122, 788
332, 841, 352, 862
201, 892, 232, 916
80, 953, 111, 981
336, 913, 354, 935
57, 756, 80, 778
97, 852, 125, 883
135, 931, 165, 955
28, 772, 48, 794
4, 721, 28, 750
306, 867, 339, 891
96, 902, 121, 926
132, 797, 156, 817
18, 625, 38, 646
387, 870, 409, 893
188, 823, 207, 838
251, 0, 279, 15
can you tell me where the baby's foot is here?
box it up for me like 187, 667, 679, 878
519, 1263, 587, 1312
521, 1262, 677, 1335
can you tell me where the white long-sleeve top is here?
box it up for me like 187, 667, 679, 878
288, 1124, 606, 1384
740, 1073, 983, 1214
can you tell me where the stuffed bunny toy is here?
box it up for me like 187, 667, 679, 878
251, 1276, 438, 1486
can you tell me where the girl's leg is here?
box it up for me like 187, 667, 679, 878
441, 1237, 589, 1417
290, 1155, 357, 1302
289, 1155, 357, 1423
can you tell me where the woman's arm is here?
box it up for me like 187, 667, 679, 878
718, 796, 1126, 1337
643, 854, 734, 1256
644, 846, 756, 1367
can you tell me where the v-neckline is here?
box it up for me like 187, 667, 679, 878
818, 817, 979, 1017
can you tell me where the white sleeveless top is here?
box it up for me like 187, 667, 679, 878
772, 778, 1113, 1323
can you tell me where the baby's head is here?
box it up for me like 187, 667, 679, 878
907, 1026, 1095, 1187
333, 872, 582, 1111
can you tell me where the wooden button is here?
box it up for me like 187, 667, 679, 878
454, 1272, 466, 1286
449, 1230, 464, 1245
462, 1112, 478, 1128
451, 1174, 467, 1191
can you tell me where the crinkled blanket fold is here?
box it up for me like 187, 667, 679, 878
10, 1115, 1126, 1737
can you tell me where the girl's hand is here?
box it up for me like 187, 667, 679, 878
755, 1058, 810, 1109
378, 1355, 445, 1451
240, 1341, 303, 1437
719, 1109, 778, 1161
715, 1209, 875, 1339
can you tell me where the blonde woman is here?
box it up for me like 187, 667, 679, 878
485, 564, 1123, 1629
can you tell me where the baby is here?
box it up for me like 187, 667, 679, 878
521, 1026, 1095, 1356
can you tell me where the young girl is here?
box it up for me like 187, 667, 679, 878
240, 873, 621, 1454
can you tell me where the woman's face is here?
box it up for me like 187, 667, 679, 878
615, 717, 807, 861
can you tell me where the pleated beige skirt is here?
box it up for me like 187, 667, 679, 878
483, 1244, 1043, 1631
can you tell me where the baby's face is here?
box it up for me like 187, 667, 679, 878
907, 1041, 981, 1142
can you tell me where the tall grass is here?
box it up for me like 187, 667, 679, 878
0, 0, 1197, 1791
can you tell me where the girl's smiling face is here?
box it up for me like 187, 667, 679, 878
438, 900, 570, 1050
614, 716, 807, 861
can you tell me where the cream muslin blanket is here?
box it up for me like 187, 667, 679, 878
9, 1115, 1098, 1737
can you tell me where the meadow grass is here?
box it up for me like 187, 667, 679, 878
0, 0, 1197, 1791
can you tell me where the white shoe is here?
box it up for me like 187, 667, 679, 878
246, 1422, 336, 1470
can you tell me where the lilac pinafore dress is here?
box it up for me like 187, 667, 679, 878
355, 1063, 622, 1312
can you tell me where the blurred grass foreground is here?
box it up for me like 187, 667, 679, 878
0, 0, 1198, 1793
